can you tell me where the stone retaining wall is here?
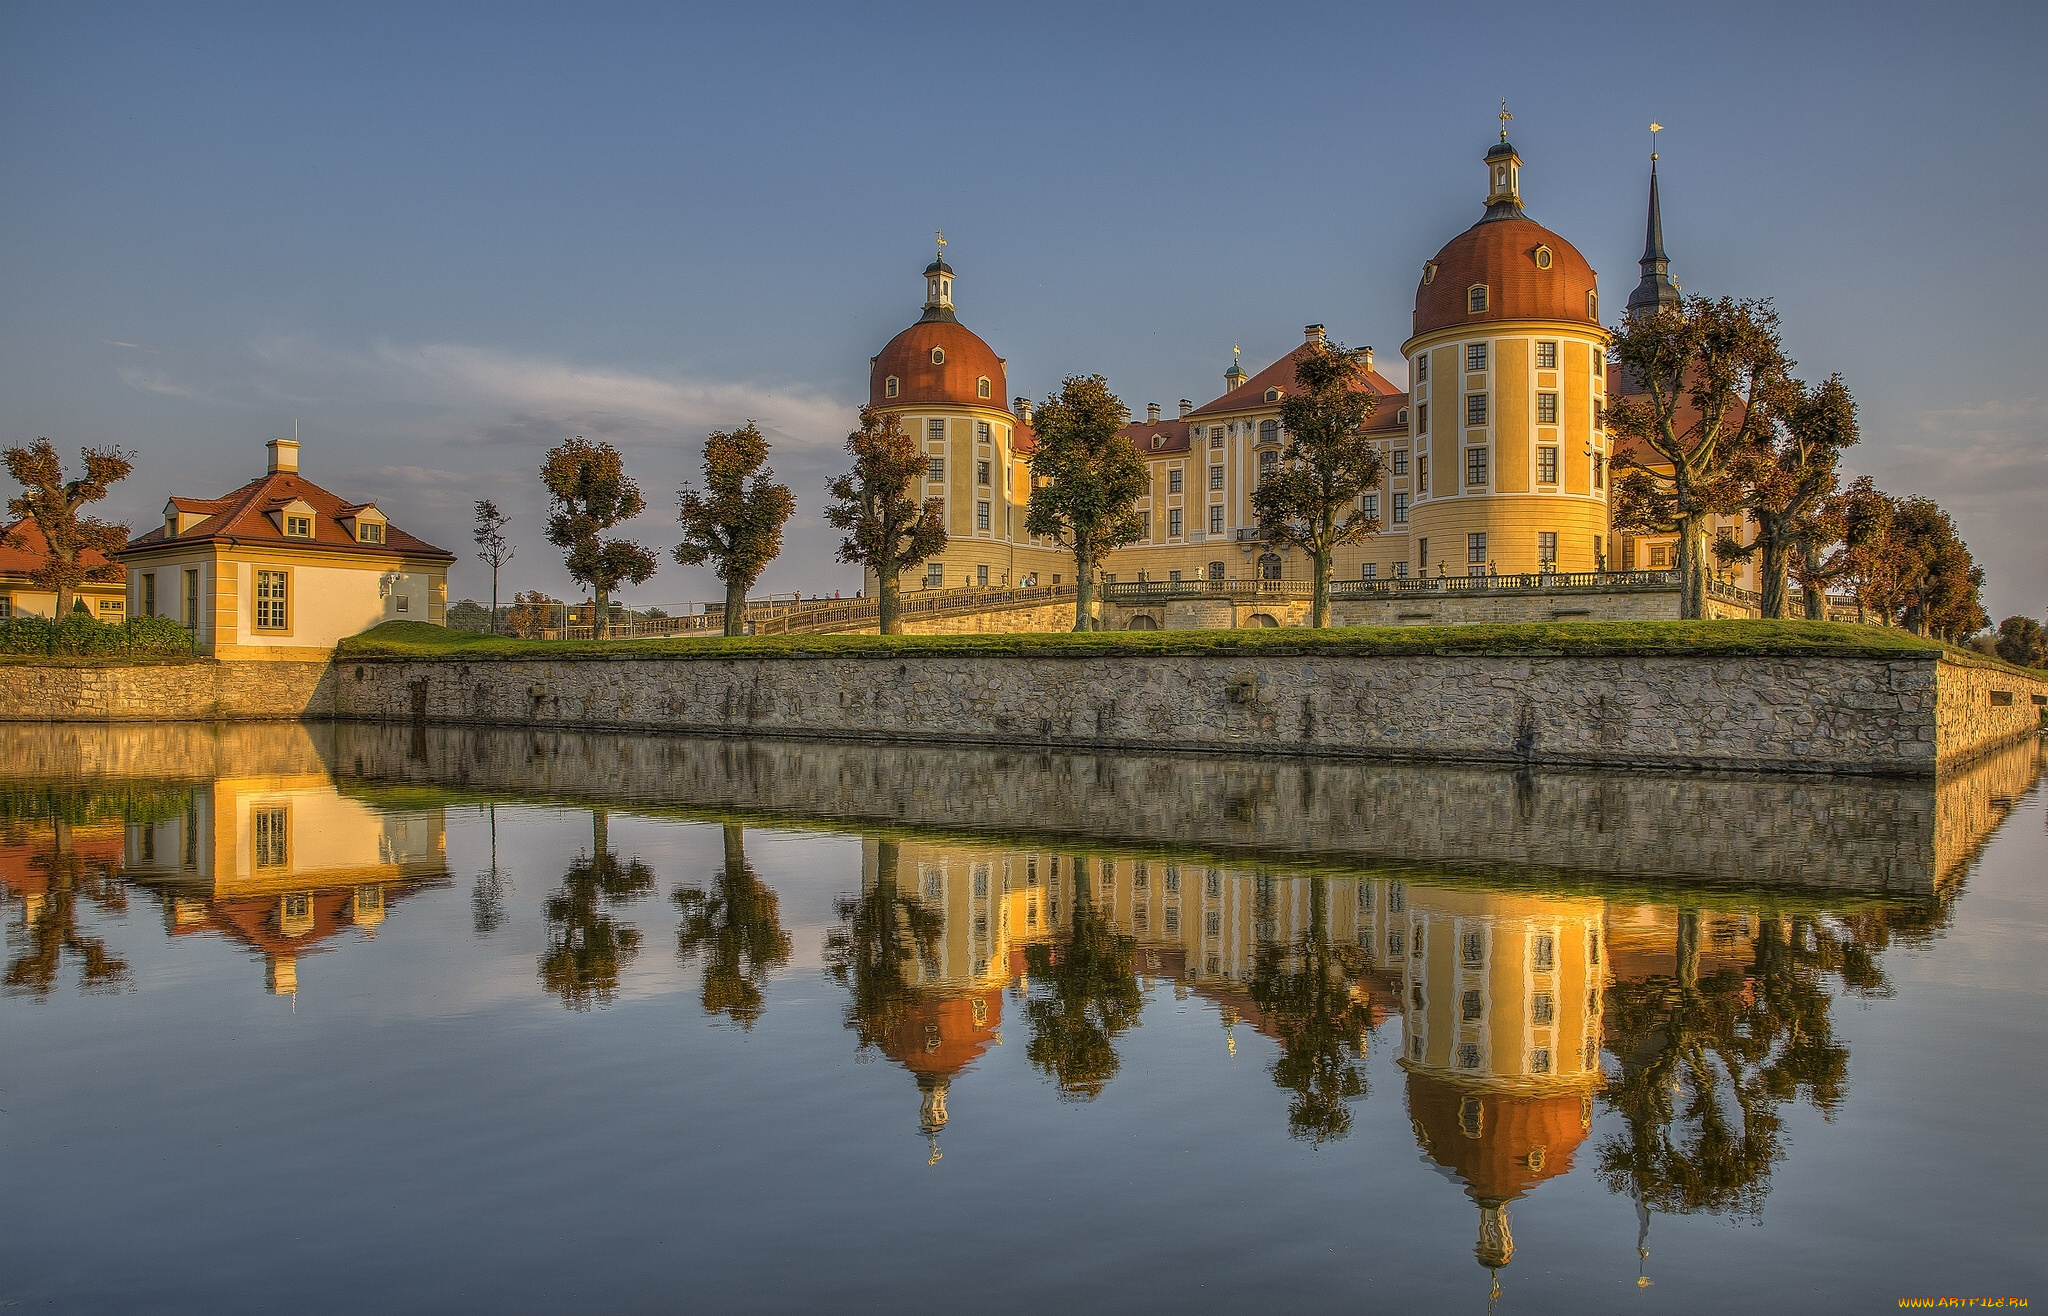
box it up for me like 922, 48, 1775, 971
0, 660, 335, 723
326, 648, 1970, 775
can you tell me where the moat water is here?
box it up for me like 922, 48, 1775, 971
2, 724, 2043, 1313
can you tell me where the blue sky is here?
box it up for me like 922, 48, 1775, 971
2, 1, 2042, 619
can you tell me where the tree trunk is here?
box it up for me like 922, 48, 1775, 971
1759, 535, 1792, 619
723, 579, 746, 637
55, 581, 76, 618
592, 587, 609, 640
1310, 545, 1333, 629
878, 566, 901, 636
1675, 511, 1708, 619
1797, 545, 1824, 620
1072, 547, 1096, 632
490, 569, 500, 635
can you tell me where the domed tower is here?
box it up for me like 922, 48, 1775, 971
1400, 128, 1612, 577
1393, 885, 1607, 1301
866, 245, 1058, 593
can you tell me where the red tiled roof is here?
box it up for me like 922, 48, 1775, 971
1414, 215, 1599, 339
1120, 418, 1194, 455
121, 471, 454, 562
1186, 343, 1406, 423
870, 319, 1008, 410
0, 518, 121, 580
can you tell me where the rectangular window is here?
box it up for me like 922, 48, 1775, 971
1649, 543, 1669, 568
1210, 427, 1225, 449
1209, 506, 1224, 534
1392, 492, 1408, 523
1533, 992, 1555, 1024
927, 456, 944, 482
1595, 400, 1606, 431
976, 421, 991, 444
1417, 455, 1428, 490
254, 570, 289, 631
1594, 452, 1604, 490
1361, 493, 1378, 519
976, 564, 989, 587
1595, 353, 1605, 378
1361, 563, 1376, 579
357, 522, 383, 544
1462, 990, 1483, 1022
1168, 508, 1183, 538
1536, 392, 1558, 425
927, 419, 945, 440
183, 569, 200, 628
976, 460, 990, 486
1466, 447, 1488, 486
98, 598, 124, 616
1416, 402, 1428, 434
1533, 934, 1555, 970
1164, 907, 1180, 935
1140, 511, 1151, 539
1168, 570, 1181, 582
395, 594, 409, 613
1468, 532, 1486, 564
254, 807, 288, 868
925, 562, 944, 588
284, 514, 311, 538
1537, 446, 1559, 483
1461, 930, 1484, 965
142, 573, 156, 618
1466, 343, 1487, 372
1163, 468, 1182, 495
1395, 561, 1408, 578
1538, 531, 1558, 567
1532, 1048, 1551, 1074
1209, 464, 1224, 490
1391, 449, 1409, 476
1418, 538, 1427, 570
1415, 354, 1427, 383
1536, 341, 1557, 370
975, 500, 990, 531
1466, 393, 1487, 426
1467, 285, 1488, 314
1259, 450, 1278, 477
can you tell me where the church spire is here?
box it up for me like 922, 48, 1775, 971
1627, 131, 1680, 319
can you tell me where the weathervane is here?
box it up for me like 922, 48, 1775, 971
1499, 99, 1513, 140
1649, 121, 1663, 162
935, 229, 946, 260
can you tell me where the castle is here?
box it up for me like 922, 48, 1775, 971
864, 128, 1757, 598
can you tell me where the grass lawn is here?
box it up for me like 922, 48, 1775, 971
338, 618, 1960, 664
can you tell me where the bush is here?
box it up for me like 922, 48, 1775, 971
1995, 616, 2047, 671
0, 613, 200, 657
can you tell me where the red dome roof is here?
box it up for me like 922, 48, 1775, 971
870, 318, 1007, 409
1414, 215, 1599, 339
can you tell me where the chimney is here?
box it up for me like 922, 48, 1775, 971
1362, 346, 1374, 371
1178, 399, 1193, 418
1304, 324, 1326, 345
267, 438, 299, 474
1013, 397, 1034, 426
1147, 403, 1161, 424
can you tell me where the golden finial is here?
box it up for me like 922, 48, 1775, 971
1649, 121, 1663, 162
935, 229, 946, 257
1499, 99, 1513, 141
1233, 342, 1241, 362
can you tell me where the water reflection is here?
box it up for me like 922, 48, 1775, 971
674, 825, 792, 1029
540, 808, 656, 1010
0, 721, 2040, 1300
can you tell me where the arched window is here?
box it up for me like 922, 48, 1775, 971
1468, 285, 1489, 313
1258, 419, 1279, 444
1398, 406, 1410, 425
930, 346, 945, 365
1264, 387, 1282, 403
885, 376, 899, 399
1128, 614, 1159, 631
1246, 610, 1278, 626
1587, 290, 1599, 320
976, 376, 991, 399
1207, 561, 1225, 581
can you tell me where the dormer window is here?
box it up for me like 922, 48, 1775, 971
1468, 285, 1489, 313
1422, 261, 1438, 285
357, 521, 384, 544
285, 514, 312, 538
1398, 407, 1410, 426
1533, 245, 1553, 269
977, 375, 991, 399
1587, 291, 1599, 320
1264, 387, 1281, 402
886, 375, 900, 398
930, 346, 945, 365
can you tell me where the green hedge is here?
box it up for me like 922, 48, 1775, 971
338, 617, 1949, 663
0, 613, 200, 658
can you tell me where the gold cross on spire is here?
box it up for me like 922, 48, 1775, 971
1649, 121, 1663, 162
1499, 99, 1513, 140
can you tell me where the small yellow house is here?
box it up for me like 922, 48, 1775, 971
0, 518, 129, 621
117, 438, 454, 659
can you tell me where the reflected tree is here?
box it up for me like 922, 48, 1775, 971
1597, 907, 1854, 1228
538, 808, 655, 1010
472, 802, 512, 937
823, 840, 943, 1053
2, 817, 131, 997
1247, 877, 1376, 1143
1022, 857, 1144, 1100
674, 824, 792, 1029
